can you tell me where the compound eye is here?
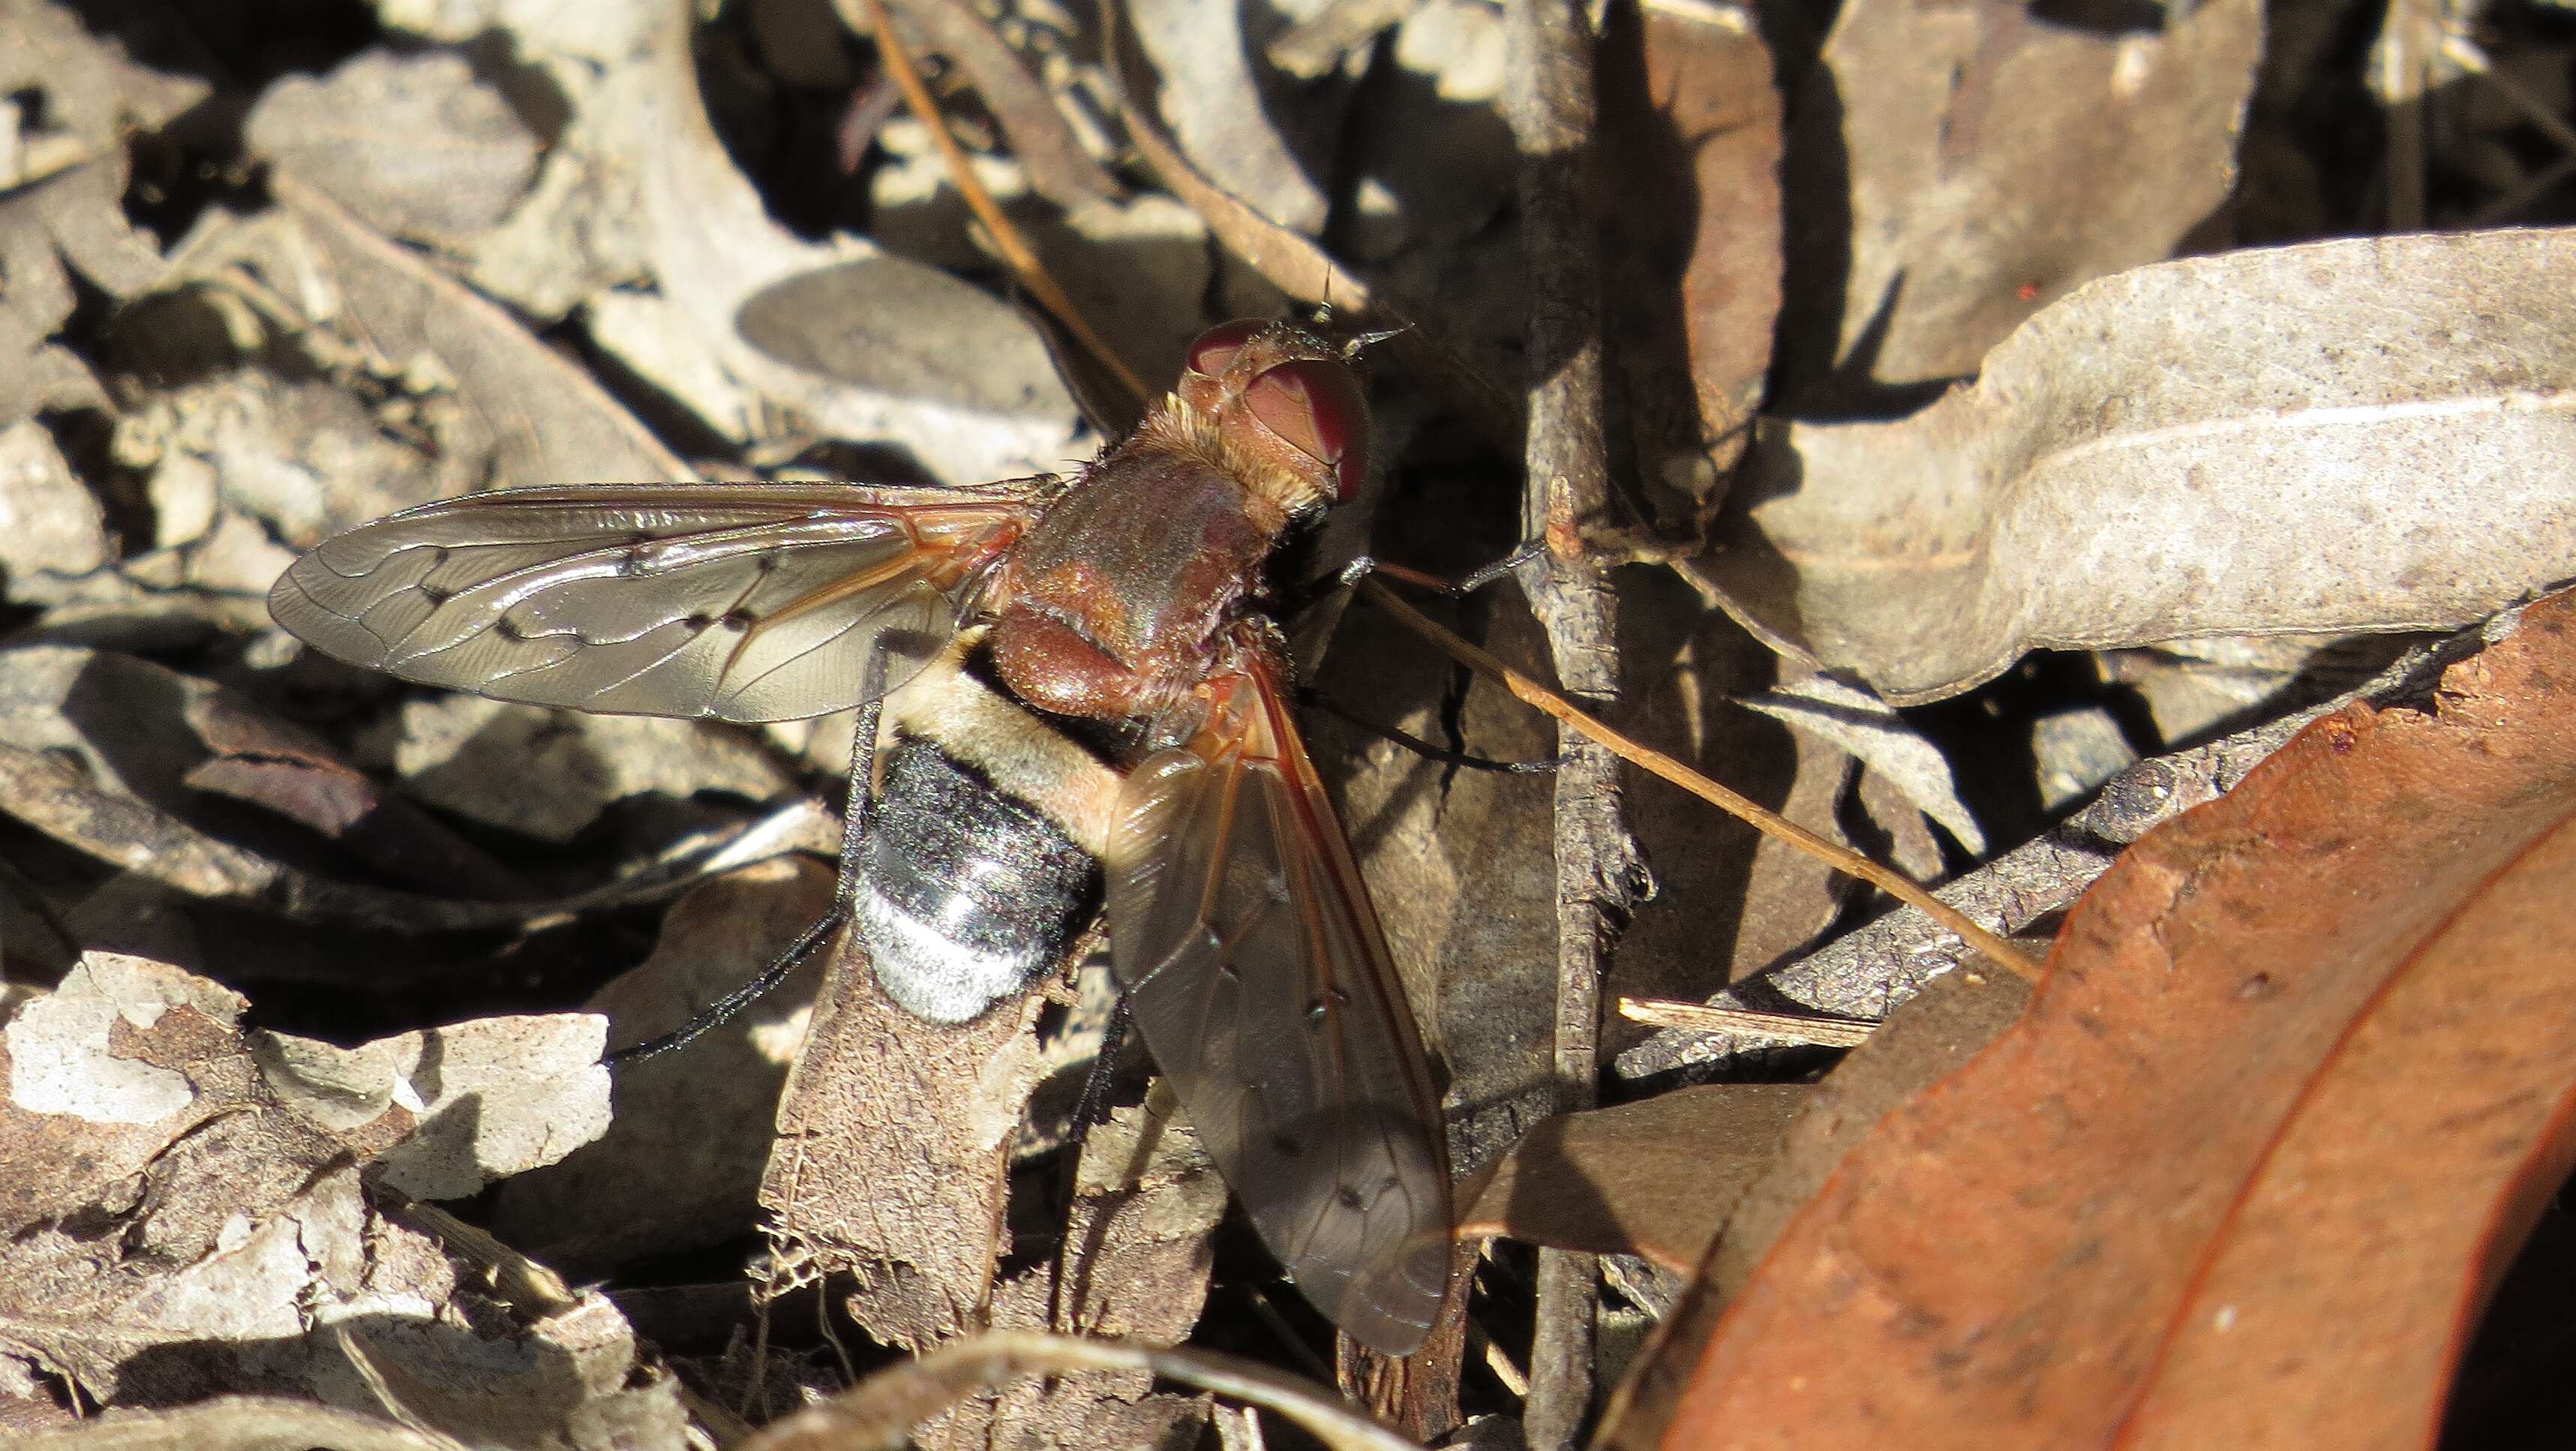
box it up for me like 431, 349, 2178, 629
1245, 359, 1370, 502
1186, 320, 1266, 380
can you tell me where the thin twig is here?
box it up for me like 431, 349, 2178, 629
1503, 2, 1637, 1444
2439, 32, 2576, 161
839, 0, 1152, 411
1617, 995, 1878, 1049
1361, 579, 2045, 982
2374, 0, 2429, 229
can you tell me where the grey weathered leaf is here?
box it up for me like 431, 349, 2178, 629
245, 49, 546, 246
1738, 672, 1983, 855
1127, 0, 1337, 236
1773, 0, 2259, 401
367, 0, 1081, 485
1694, 230, 2576, 704
0, 952, 650, 1447
153, 173, 689, 496
0, 0, 207, 191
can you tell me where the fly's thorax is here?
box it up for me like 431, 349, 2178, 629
987, 433, 1283, 722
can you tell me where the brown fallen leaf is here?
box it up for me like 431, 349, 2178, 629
1460, 1085, 1809, 1275
923, 1087, 1226, 1449
1771, 0, 2259, 401
1695, 230, 2576, 704
1608, 584, 2576, 1448
1596, 0, 1783, 536
758, 935, 1051, 1351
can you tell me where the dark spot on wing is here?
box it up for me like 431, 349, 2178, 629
721, 609, 757, 631
496, 616, 529, 642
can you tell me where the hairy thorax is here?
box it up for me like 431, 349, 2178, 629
986, 417, 1286, 729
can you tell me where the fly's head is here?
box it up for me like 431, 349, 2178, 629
1170, 320, 1371, 524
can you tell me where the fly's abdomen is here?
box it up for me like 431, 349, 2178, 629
858, 635, 1121, 1023
855, 741, 1098, 1021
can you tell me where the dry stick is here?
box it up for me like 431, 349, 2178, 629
1617, 996, 1878, 1050
2376, 0, 2429, 230
1503, 2, 1641, 1446
1362, 580, 2045, 983
839, 0, 1152, 412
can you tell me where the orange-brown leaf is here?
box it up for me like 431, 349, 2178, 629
1627, 589, 2576, 1449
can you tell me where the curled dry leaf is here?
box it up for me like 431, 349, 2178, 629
492, 858, 833, 1275
1614, 585, 2576, 1449
366, 0, 1078, 484
1459, 1084, 1809, 1274
1696, 230, 2576, 704
1737, 671, 1983, 853
758, 936, 1052, 1350
0, 1, 207, 191
1773, 0, 2259, 399
0, 954, 642, 1443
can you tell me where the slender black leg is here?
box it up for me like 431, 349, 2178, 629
1296, 686, 1570, 774
605, 698, 884, 1066
1333, 536, 1548, 600
1049, 991, 1135, 1330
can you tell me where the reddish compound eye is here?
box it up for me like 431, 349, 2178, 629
1245, 359, 1370, 502
1186, 320, 1266, 380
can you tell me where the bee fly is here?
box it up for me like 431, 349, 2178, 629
267, 320, 1455, 1355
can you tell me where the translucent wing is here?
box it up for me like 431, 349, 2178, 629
269, 482, 1037, 722
1106, 645, 1452, 1355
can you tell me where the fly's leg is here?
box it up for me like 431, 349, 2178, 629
606, 674, 889, 1065
1336, 537, 1548, 599
1047, 990, 1136, 1332
1281, 538, 1561, 778
1296, 685, 1570, 774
